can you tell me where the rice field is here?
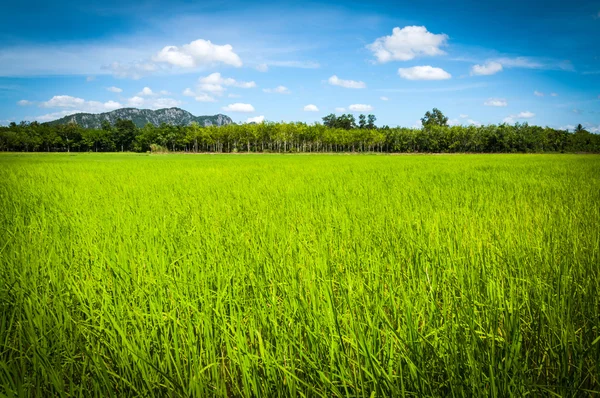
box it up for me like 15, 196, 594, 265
1, 153, 599, 397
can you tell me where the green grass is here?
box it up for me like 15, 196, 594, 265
1, 153, 599, 397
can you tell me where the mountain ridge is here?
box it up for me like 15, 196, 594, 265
44, 107, 233, 129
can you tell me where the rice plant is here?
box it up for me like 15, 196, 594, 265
0, 153, 599, 397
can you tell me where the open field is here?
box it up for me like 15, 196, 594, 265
1, 153, 599, 396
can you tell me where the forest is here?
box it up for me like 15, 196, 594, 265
1, 109, 598, 153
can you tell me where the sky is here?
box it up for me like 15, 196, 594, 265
0, 0, 599, 131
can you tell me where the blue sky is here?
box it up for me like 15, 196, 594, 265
1, 0, 599, 131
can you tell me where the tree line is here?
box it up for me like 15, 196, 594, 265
1, 109, 598, 153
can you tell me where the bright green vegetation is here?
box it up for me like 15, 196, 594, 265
1, 153, 599, 397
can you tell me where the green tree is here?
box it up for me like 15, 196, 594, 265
421, 108, 448, 127
114, 119, 137, 151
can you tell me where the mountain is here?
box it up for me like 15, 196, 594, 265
44, 107, 233, 129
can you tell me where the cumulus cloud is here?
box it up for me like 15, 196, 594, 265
126, 96, 145, 107
460, 114, 468, 118
467, 119, 482, 127
367, 26, 448, 63
484, 98, 508, 107
41, 95, 85, 108
328, 75, 366, 89
256, 63, 269, 72
106, 86, 123, 93
32, 110, 81, 122
517, 111, 534, 118
38, 95, 123, 114
303, 104, 319, 112
534, 90, 544, 97
152, 39, 242, 68
137, 87, 156, 96
228, 93, 241, 98
196, 72, 255, 95
335, 107, 346, 113
398, 66, 451, 80
17, 100, 33, 106
380, 96, 389, 101
263, 86, 291, 94
182, 88, 195, 97
470, 61, 503, 76
503, 111, 535, 124
349, 104, 373, 112
246, 115, 265, 123
222, 103, 255, 112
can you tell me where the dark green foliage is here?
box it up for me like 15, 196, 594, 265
421, 108, 449, 127
1, 119, 599, 153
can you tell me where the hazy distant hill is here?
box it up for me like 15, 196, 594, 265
44, 107, 233, 129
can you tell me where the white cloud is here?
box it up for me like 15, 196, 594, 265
448, 118, 460, 126
380, 96, 389, 101
534, 90, 544, 97
38, 95, 123, 114
398, 66, 451, 80
263, 86, 291, 94
256, 63, 269, 72
105, 61, 157, 79
503, 111, 535, 123
550, 92, 558, 97
517, 111, 535, 118
31, 110, 81, 122
125, 96, 181, 109
106, 86, 123, 93
222, 103, 255, 112
41, 95, 85, 108
484, 98, 508, 107
368, 26, 448, 63
137, 87, 156, 96
349, 104, 374, 112
228, 93, 241, 98
460, 114, 468, 118
335, 107, 346, 113
17, 100, 33, 106
182, 88, 195, 97
303, 104, 319, 112
559, 124, 576, 131
126, 96, 145, 107
246, 115, 265, 123
152, 39, 242, 69
492, 57, 574, 71
86, 76, 96, 82
200, 72, 255, 88
588, 125, 600, 133
194, 93, 217, 102
328, 75, 366, 89
197, 72, 256, 95
159, 90, 171, 95
470, 61, 503, 76
467, 119, 482, 127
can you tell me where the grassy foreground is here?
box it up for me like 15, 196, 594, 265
0, 153, 599, 397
